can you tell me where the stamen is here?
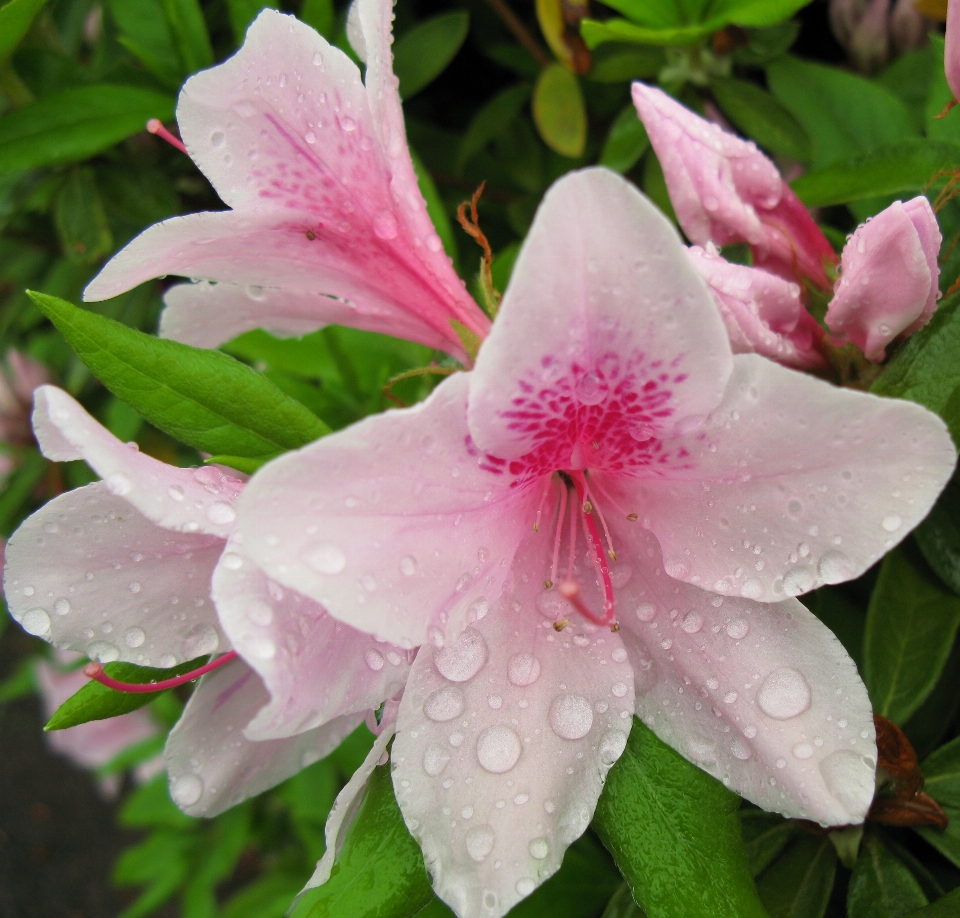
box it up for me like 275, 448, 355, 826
568, 472, 616, 625
543, 579, 553, 589
558, 580, 611, 627
581, 476, 617, 560
147, 119, 188, 154
553, 618, 569, 632
83, 651, 238, 693
587, 474, 638, 523
534, 475, 553, 532
550, 482, 568, 587
566, 485, 578, 582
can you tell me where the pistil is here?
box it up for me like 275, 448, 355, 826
83, 650, 238, 693
147, 118, 188, 154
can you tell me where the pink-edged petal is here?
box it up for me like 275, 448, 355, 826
468, 168, 732, 471
164, 656, 364, 816
4, 483, 227, 664
212, 532, 411, 740
611, 354, 955, 602
33, 386, 242, 538
391, 538, 634, 918
949, 0, 960, 101
160, 281, 454, 352
37, 655, 158, 770
85, 7, 487, 358
612, 523, 875, 826
238, 372, 537, 648
300, 719, 395, 894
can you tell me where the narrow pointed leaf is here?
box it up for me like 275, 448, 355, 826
394, 11, 469, 99
756, 836, 837, 918
0, 0, 51, 62
847, 834, 927, 918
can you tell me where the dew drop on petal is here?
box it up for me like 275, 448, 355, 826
246, 600, 273, 626
611, 681, 628, 698
740, 579, 763, 599
730, 737, 752, 760
465, 825, 495, 862
663, 557, 688, 579
508, 653, 541, 686
53, 598, 71, 616
549, 694, 593, 740
574, 372, 608, 406
106, 472, 131, 496
476, 725, 522, 773
423, 744, 451, 776
726, 619, 749, 639
306, 543, 346, 574
168, 485, 184, 501
124, 627, 145, 648
423, 685, 464, 722
599, 730, 628, 765
681, 610, 703, 634
171, 774, 203, 807
516, 879, 536, 896
434, 628, 487, 682
783, 566, 815, 596
882, 514, 902, 533
399, 555, 417, 576
365, 649, 385, 672
21, 608, 50, 636
757, 668, 812, 720
373, 210, 399, 240
817, 551, 854, 584
819, 749, 875, 814
529, 837, 549, 860
636, 602, 657, 622
206, 502, 236, 525
221, 552, 243, 570
86, 640, 120, 663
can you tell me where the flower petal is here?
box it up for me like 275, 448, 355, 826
33, 386, 243, 538
617, 354, 956, 602
213, 532, 411, 740
160, 280, 455, 352
238, 372, 535, 647
391, 537, 634, 918
468, 168, 732, 469
85, 7, 487, 358
4, 483, 227, 664
611, 524, 875, 826
164, 656, 364, 816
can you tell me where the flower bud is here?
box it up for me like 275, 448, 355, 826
947, 0, 960, 102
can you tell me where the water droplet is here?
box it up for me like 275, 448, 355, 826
423, 744, 451, 776
158, 653, 178, 668
207, 502, 236, 525
636, 602, 657, 622
171, 773, 203, 807
740, 579, 763, 599
787, 499, 803, 517
304, 131, 316, 144
730, 737, 752, 760
124, 627, 145, 648
516, 878, 536, 896
744, 725, 757, 739
599, 730, 628, 765
426, 233, 443, 252
686, 735, 717, 765
248, 638, 276, 659
817, 551, 854, 585
611, 647, 628, 663
184, 625, 220, 657
476, 725, 522, 772
724, 691, 738, 704
373, 210, 399, 240
549, 694, 593, 740
726, 619, 749, 639
664, 557, 689, 579
465, 825, 495, 862
168, 485, 184, 501
819, 749, 875, 814
882, 514, 902, 532
86, 640, 120, 663
312, 51, 323, 66
22, 608, 50, 636
757, 668, 812, 720
399, 555, 417, 576
508, 653, 541, 686
488, 694, 502, 709
529, 837, 549, 860
681, 610, 703, 633
423, 685, 464, 722
210, 130, 225, 147
127, 581, 141, 594
574, 372, 608, 406
53, 599, 70, 616
793, 742, 813, 759
340, 115, 356, 132
246, 600, 273, 626
306, 543, 346, 574
435, 628, 487, 682
611, 681, 628, 698
365, 649, 385, 671
783, 566, 815, 596
106, 472, 131, 496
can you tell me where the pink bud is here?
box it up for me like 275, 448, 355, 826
831, 0, 892, 72
891, 0, 930, 54
0, 350, 50, 447
826, 196, 941, 361
631, 83, 838, 291
686, 244, 826, 370
947, 0, 960, 102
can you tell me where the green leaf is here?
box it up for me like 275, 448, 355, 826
767, 56, 918, 170
593, 719, 769, 918
300, 0, 335, 39
581, 18, 715, 49
290, 761, 434, 918
0, 656, 37, 704
710, 75, 811, 162
915, 473, 960, 595
458, 83, 532, 170
28, 292, 330, 458
599, 105, 649, 174
903, 888, 960, 918
588, 44, 664, 82
0, 448, 46, 533
802, 587, 866, 668
920, 734, 960, 808
862, 548, 960, 724
791, 141, 960, 208
0, 85, 175, 175
847, 834, 927, 918
741, 810, 802, 878
45, 656, 209, 730
0, 0, 50, 63
756, 835, 837, 918
602, 883, 647, 918
875, 48, 935, 133
394, 11, 469, 100
532, 64, 587, 159
162, 0, 213, 75
226, 0, 276, 44
219, 872, 308, 918
54, 166, 113, 263
120, 773, 196, 829
107, 0, 183, 87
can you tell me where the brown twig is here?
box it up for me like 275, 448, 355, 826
457, 183, 502, 316
483, 0, 552, 68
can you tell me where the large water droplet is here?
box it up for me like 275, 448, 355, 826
686, 735, 717, 765
365, 649, 385, 671
21, 608, 51, 636
681, 610, 703, 633
508, 653, 541, 686
106, 472, 131, 496
783, 566, 815, 596
53, 598, 71, 616
819, 749, 875, 815
423, 744, 451, 776
740, 579, 763, 599
817, 551, 854, 584
435, 628, 487, 682
221, 552, 243, 570
730, 737, 752, 760
465, 825, 495, 862
124, 627, 145, 648
516, 878, 536, 896
549, 694, 593, 740
206, 501, 236, 525
757, 668, 812, 720
171, 773, 204, 807
373, 210, 399, 240
476, 725, 522, 773
599, 730, 628, 765
636, 602, 657, 622
423, 685, 464, 722
574, 372, 608, 406
306, 543, 346, 574
529, 837, 549, 860
882, 514, 902, 533
663, 557, 689, 579
86, 640, 120, 663
726, 619, 749, 639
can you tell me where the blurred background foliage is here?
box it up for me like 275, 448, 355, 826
3, 1, 960, 917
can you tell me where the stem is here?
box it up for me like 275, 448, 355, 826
483, 0, 552, 68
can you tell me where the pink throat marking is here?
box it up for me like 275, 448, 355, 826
147, 119, 188, 155
83, 650, 238, 693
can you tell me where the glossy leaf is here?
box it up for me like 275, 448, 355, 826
847, 834, 927, 918
710, 75, 811, 162
458, 84, 532, 170
593, 719, 769, 918
862, 548, 960, 724
0, 0, 50, 63
601, 883, 648, 918
915, 735, 960, 865
45, 657, 208, 730
915, 474, 960, 595
0, 85, 175, 175
532, 64, 587, 158
290, 762, 434, 918
599, 105, 649, 174
791, 141, 960, 208
28, 292, 330, 458
54, 167, 113, 264
394, 11, 469, 100
756, 835, 837, 918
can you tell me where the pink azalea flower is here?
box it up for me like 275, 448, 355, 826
35, 649, 159, 797
0, 349, 50, 447
826, 196, 941, 361
237, 168, 955, 918
947, 0, 960, 102
686, 243, 826, 369
3, 386, 409, 815
82, 1, 490, 363
631, 83, 839, 291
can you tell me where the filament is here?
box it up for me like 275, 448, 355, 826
147, 118, 188, 154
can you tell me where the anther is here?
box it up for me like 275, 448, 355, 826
83, 650, 238, 693
582, 501, 593, 514
607, 549, 617, 561
610, 622, 620, 633
627, 513, 638, 522
553, 619, 569, 632
592, 441, 599, 449
146, 119, 188, 154
533, 523, 540, 532
543, 579, 553, 589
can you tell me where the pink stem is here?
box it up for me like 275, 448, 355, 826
146, 118, 188, 154
84, 650, 238, 693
